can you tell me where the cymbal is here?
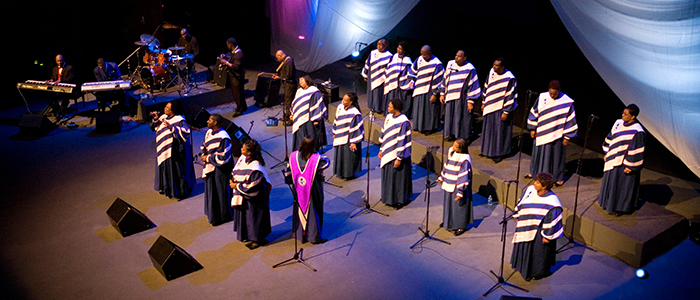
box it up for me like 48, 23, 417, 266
168, 46, 185, 51
134, 41, 148, 46
139, 34, 161, 48
180, 53, 194, 59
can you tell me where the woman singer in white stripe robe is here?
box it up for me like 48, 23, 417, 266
332, 92, 364, 179
510, 172, 564, 281
437, 138, 473, 236
378, 99, 412, 209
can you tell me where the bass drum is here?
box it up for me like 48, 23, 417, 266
140, 66, 171, 89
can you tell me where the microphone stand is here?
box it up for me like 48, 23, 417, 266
482, 180, 528, 297
273, 170, 316, 272
351, 110, 388, 218
482, 89, 536, 297
557, 114, 598, 253
410, 146, 451, 249
272, 104, 291, 170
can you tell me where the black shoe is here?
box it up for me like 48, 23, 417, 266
454, 229, 466, 236
478, 153, 486, 158
492, 156, 503, 163
232, 111, 243, 117
438, 222, 444, 228
311, 238, 328, 245
445, 136, 456, 142
524, 174, 532, 179
246, 242, 261, 250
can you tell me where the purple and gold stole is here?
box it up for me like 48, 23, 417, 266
289, 151, 321, 231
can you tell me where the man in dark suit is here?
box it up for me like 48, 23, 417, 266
220, 38, 246, 117
48, 54, 75, 115
272, 50, 296, 125
93, 58, 124, 110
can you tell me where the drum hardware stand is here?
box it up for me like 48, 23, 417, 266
557, 114, 598, 253
273, 170, 316, 272
351, 110, 387, 218
410, 146, 450, 249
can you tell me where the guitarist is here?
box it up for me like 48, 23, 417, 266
219, 38, 247, 117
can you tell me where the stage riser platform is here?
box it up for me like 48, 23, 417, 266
128, 82, 233, 122
327, 100, 688, 268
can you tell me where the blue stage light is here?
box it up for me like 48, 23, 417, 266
352, 51, 360, 58
635, 268, 648, 279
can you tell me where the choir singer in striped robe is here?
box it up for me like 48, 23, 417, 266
480, 58, 517, 163
598, 104, 645, 216
149, 100, 196, 200
378, 99, 412, 209
201, 114, 234, 226
412, 45, 444, 134
434, 50, 481, 142
362, 39, 392, 114
436, 138, 473, 236
383, 41, 413, 117
291, 75, 327, 152
230, 139, 272, 250
526, 81, 577, 186
332, 92, 364, 179
510, 172, 563, 281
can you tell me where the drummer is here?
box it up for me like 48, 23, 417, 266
177, 28, 199, 60
177, 28, 199, 78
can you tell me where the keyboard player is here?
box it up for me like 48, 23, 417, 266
93, 58, 125, 111
48, 54, 75, 116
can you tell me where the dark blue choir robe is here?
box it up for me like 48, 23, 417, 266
598, 119, 645, 214
435, 60, 481, 140
291, 153, 330, 244
332, 105, 364, 178
292, 85, 327, 152
379, 113, 412, 207
510, 186, 564, 280
409, 55, 443, 132
362, 49, 392, 113
231, 158, 271, 244
439, 148, 473, 230
383, 53, 413, 117
481, 68, 517, 158
203, 128, 233, 225
150, 114, 196, 200
527, 92, 578, 182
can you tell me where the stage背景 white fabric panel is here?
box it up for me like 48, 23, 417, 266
269, 0, 421, 72
551, 0, 700, 178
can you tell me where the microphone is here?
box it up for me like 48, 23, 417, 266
503, 179, 519, 183
590, 114, 599, 120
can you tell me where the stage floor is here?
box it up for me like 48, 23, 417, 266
0, 60, 699, 299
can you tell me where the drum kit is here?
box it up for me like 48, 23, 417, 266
130, 34, 196, 93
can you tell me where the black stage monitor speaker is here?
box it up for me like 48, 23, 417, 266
254, 74, 281, 108
106, 198, 156, 237
500, 296, 542, 300
186, 103, 210, 128
95, 110, 121, 133
19, 113, 56, 136
220, 118, 251, 157
212, 63, 229, 87
313, 79, 340, 109
148, 236, 203, 281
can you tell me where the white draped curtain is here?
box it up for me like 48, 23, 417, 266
551, 0, 700, 178
269, 0, 420, 72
